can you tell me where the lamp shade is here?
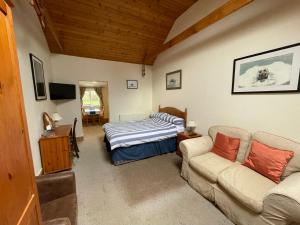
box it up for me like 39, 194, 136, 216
52, 112, 62, 122
187, 120, 196, 128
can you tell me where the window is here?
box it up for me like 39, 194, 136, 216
82, 88, 100, 108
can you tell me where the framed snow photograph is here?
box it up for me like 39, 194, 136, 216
232, 43, 300, 94
166, 70, 182, 90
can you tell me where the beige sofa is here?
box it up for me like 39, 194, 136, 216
180, 125, 300, 225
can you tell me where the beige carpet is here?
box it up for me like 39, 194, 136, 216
73, 126, 233, 225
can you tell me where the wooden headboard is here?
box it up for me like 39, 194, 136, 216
158, 105, 187, 127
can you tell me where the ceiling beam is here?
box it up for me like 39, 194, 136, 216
145, 0, 254, 63
0, 0, 7, 15
31, 0, 63, 52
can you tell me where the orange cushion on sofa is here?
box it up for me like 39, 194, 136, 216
211, 132, 240, 162
243, 140, 294, 183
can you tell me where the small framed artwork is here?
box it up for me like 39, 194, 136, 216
232, 43, 300, 94
30, 53, 47, 100
127, 80, 138, 89
166, 70, 182, 90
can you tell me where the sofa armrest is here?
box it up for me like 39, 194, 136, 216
263, 172, 300, 224
36, 171, 76, 204
180, 136, 213, 163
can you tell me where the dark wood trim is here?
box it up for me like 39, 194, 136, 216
31, 0, 64, 52
146, 0, 254, 62
4, 0, 13, 7
0, 0, 7, 15
232, 42, 300, 94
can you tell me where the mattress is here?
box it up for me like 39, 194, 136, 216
103, 117, 178, 150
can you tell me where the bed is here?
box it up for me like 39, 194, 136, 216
103, 105, 187, 165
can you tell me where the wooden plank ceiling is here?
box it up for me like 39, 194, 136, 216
40, 0, 197, 65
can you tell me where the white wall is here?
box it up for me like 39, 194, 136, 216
13, 1, 56, 175
51, 55, 153, 137
102, 86, 109, 119
152, 0, 300, 142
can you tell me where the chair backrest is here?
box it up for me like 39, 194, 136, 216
252, 131, 300, 179
72, 118, 77, 138
208, 125, 252, 162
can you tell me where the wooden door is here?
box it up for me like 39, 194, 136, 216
0, 1, 42, 225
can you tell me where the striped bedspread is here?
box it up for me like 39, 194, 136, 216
103, 118, 178, 150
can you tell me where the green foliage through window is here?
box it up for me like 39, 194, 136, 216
82, 88, 100, 107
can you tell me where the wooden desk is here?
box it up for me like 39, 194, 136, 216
39, 125, 72, 174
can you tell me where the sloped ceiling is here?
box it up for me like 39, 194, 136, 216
40, 0, 197, 65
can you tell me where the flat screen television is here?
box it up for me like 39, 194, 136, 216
49, 82, 76, 100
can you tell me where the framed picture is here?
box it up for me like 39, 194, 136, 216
127, 80, 138, 89
166, 70, 182, 90
232, 43, 300, 94
30, 53, 47, 100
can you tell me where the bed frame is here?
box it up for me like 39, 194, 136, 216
159, 105, 187, 127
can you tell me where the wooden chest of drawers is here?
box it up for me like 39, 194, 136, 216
39, 125, 72, 174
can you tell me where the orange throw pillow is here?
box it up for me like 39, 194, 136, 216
211, 132, 240, 161
243, 140, 294, 183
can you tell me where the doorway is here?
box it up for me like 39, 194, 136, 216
78, 81, 109, 128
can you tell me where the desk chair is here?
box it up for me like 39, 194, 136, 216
81, 108, 89, 126
71, 118, 80, 158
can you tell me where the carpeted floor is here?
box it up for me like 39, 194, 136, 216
73, 125, 233, 225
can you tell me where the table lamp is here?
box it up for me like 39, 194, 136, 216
187, 120, 196, 134
52, 112, 62, 128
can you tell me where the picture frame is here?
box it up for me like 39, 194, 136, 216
232, 43, 300, 94
127, 80, 138, 89
166, 70, 182, 90
30, 53, 47, 100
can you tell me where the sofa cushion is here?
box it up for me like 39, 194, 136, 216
190, 152, 236, 183
218, 164, 276, 213
41, 194, 77, 225
243, 140, 294, 183
211, 132, 240, 161
209, 126, 251, 162
252, 131, 300, 179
